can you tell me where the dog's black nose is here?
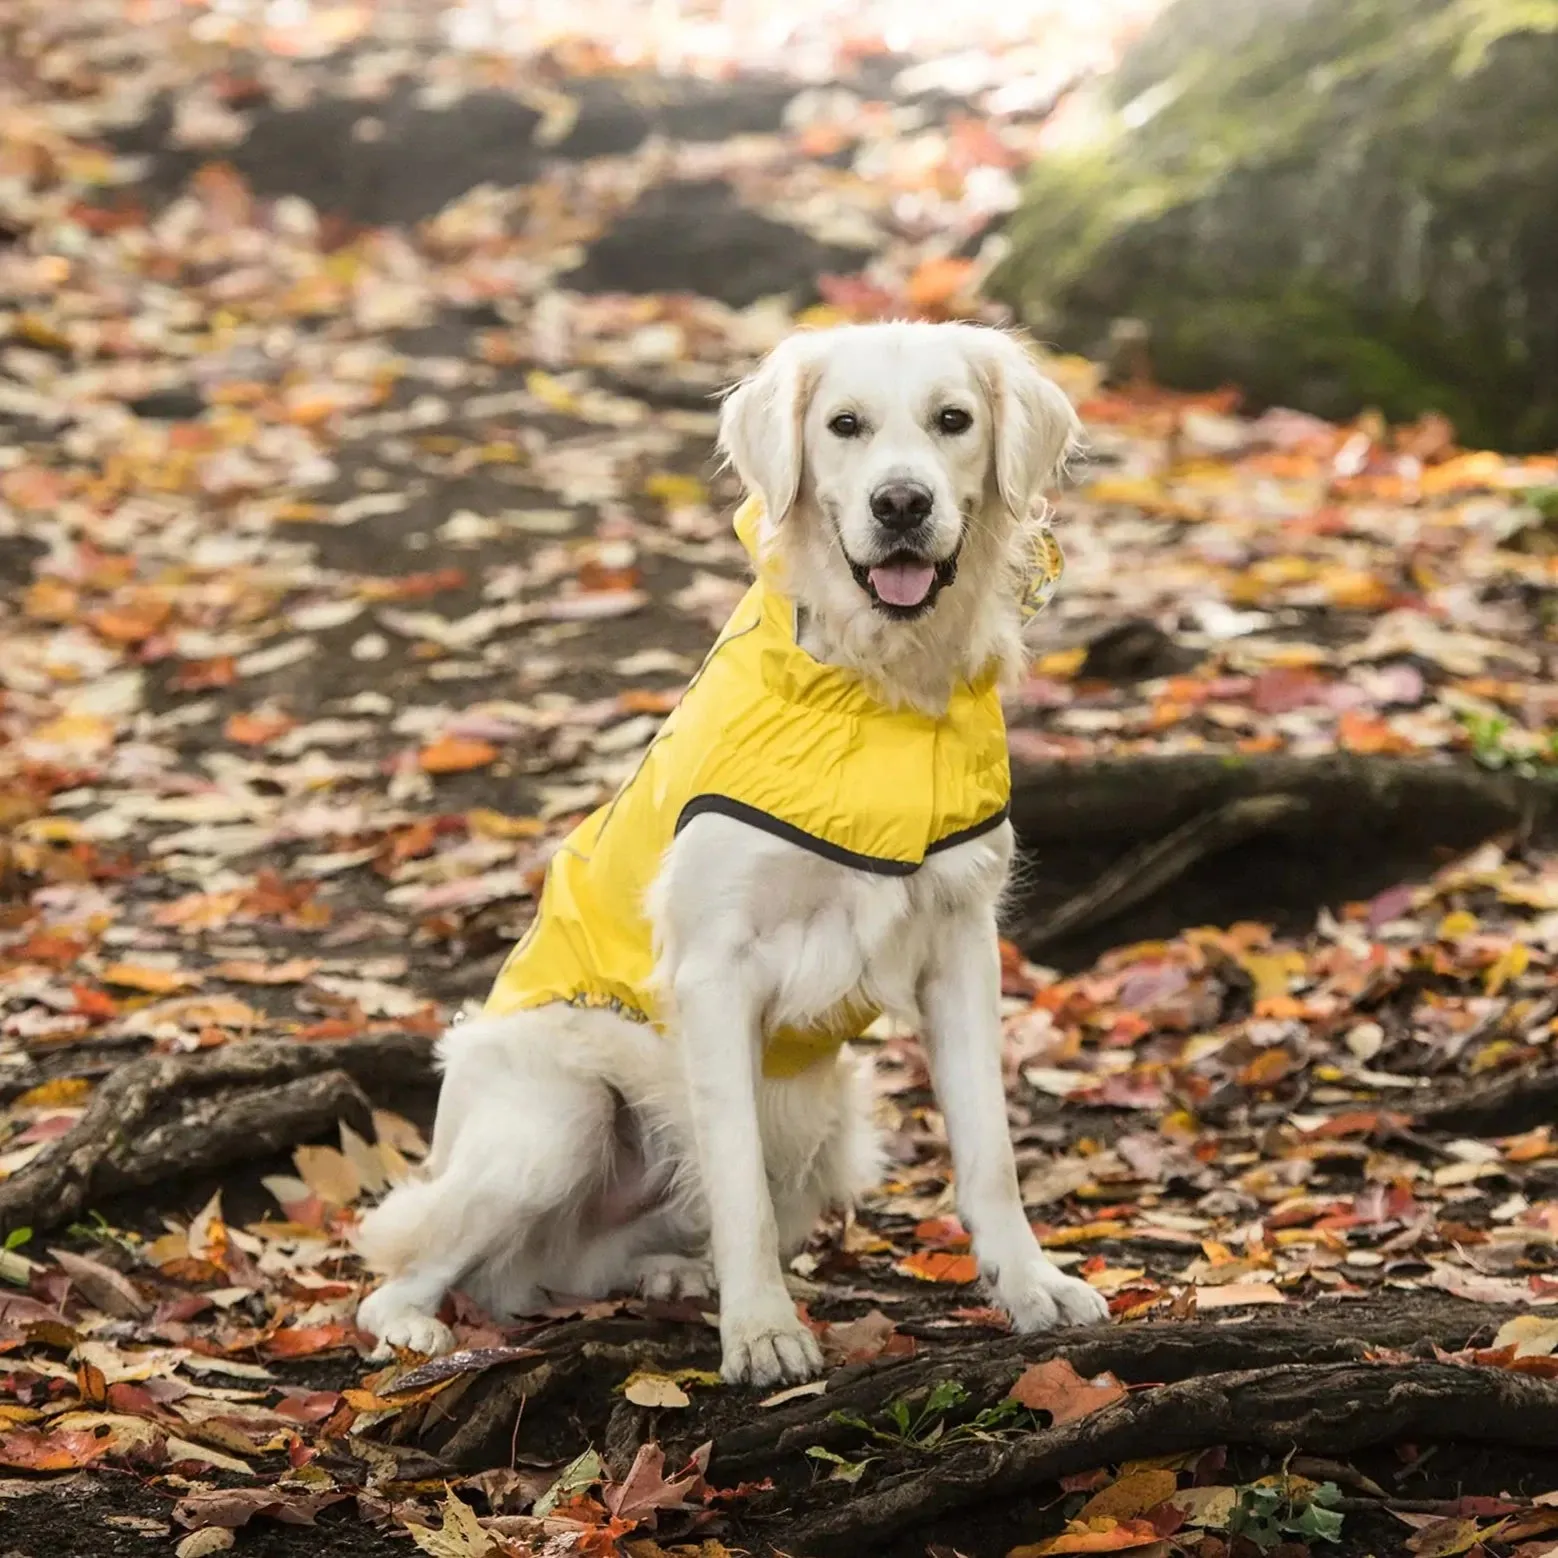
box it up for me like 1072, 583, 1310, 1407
869, 481, 934, 532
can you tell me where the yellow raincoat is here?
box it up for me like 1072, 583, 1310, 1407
484, 498, 1063, 1077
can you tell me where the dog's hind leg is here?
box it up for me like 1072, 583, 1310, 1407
355, 1022, 618, 1354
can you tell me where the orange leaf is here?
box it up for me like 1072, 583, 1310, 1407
1008, 1359, 1126, 1424
262, 1324, 362, 1359
100, 963, 200, 994
1009, 1516, 1168, 1554
224, 710, 295, 746
0, 1426, 118, 1472
418, 737, 499, 774
906, 257, 976, 316
895, 1250, 979, 1284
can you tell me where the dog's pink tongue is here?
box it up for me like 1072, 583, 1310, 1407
868, 562, 936, 607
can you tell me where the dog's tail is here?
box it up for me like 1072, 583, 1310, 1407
353, 1178, 448, 1276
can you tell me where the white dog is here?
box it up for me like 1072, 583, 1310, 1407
355, 321, 1109, 1386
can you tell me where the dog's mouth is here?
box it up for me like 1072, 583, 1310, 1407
848, 549, 960, 619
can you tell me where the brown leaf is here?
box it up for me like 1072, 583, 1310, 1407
1008, 1360, 1127, 1425
385, 1346, 543, 1396
49, 1248, 149, 1319
602, 1443, 707, 1526
174, 1487, 348, 1532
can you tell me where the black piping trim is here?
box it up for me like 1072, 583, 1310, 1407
924, 803, 1011, 854
674, 796, 1010, 875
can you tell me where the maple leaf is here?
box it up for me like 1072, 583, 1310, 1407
1007, 1360, 1127, 1424
601, 1442, 709, 1527
405, 1491, 500, 1558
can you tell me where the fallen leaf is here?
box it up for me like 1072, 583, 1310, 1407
419, 737, 499, 774
624, 1372, 691, 1408
896, 1250, 980, 1284
406, 1490, 498, 1558
1079, 1469, 1180, 1522
100, 963, 201, 994
602, 1442, 707, 1525
1192, 1283, 1288, 1309
1008, 1516, 1170, 1554
1406, 1515, 1503, 1556
383, 1346, 542, 1396
175, 1532, 236, 1558
1493, 1314, 1558, 1358
1008, 1360, 1127, 1424
49, 1249, 149, 1319
292, 1144, 360, 1208
174, 1487, 349, 1532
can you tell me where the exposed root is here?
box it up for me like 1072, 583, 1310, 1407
781, 1358, 1558, 1554
0, 1034, 434, 1236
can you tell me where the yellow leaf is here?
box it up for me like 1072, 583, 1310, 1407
176, 1530, 236, 1558
643, 472, 708, 507
525, 370, 580, 416
466, 808, 545, 839
292, 1145, 361, 1208
1437, 909, 1480, 939
1236, 950, 1305, 1003
1079, 1469, 1179, 1522
1034, 646, 1086, 678
407, 1489, 499, 1558
1493, 1313, 1558, 1358
100, 963, 201, 994
25, 713, 116, 755
1485, 940, 1530, 995
12, 1077, 94, 1111
623, 1371, 691, 1408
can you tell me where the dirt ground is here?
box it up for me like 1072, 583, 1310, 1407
5, 5, 1558, 1558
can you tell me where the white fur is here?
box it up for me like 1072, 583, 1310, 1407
355, 322, 1105, 1385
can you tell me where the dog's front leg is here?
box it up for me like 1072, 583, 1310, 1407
919, 909, 1109, 1330
673, 955, 824, 1386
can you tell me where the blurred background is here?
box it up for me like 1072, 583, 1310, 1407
5, 4, 1558, 1555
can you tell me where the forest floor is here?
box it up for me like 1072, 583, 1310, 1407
5, 4, 1558, 1557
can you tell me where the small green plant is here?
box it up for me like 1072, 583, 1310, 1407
64, 1210, 137, 1257
1457, 709, 1558, 776
819, 1379, 1040, 1459
3, 1227, 30, 1252
1227, 1479, 1344, 1551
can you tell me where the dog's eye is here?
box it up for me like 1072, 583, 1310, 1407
827, 411, 861, 438
936, 407, 973, 435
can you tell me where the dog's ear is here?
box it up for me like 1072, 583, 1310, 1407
975, 332, 1083, 518
719, 336, 820, 523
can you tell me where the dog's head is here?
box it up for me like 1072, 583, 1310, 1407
719, 321, 1079, 624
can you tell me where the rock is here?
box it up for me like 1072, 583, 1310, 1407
565, 180, 870, 308
991, 0, 1558, 450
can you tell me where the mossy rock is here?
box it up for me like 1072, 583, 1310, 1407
991, 0, 1558, 449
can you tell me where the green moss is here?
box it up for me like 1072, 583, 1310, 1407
992, 0, 1558, 450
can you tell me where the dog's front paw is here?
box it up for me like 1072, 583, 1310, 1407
720, 1306, 823, 1387
998, 1259, 1109, 1332
358, 1288, 456, 1358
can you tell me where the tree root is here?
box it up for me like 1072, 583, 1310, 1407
781, 1358, 1558, 1555
1026, 792, 1308, 946
1008, 753, 1558, 959
0, 1033, 434, 1237
712, 1294, 1506, 1476
1416, 1049, 1558, 1137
